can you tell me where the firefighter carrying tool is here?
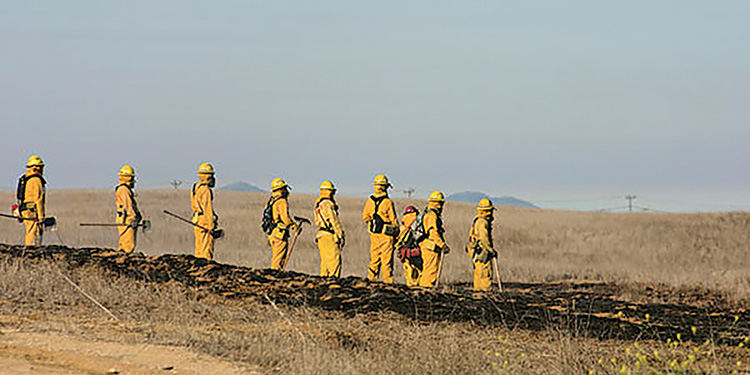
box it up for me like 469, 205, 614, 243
190, 163, 221, 260
362, 174, 399, 283
466, 198, 501, 292
114, 165, 142, 253
15, 155, 48, 246
314, 180, 345, 277
418, 191, 450, 288
264, 178, 299, 270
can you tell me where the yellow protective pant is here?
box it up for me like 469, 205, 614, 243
194, 227, 214, 260
419, 248, 443, 288
118, 225, 137, 253
23, 218, 42, 246
317, 233, 341, 277
367, 233, 394, 283
403, 258, 421, 287
269, 228, 289, 270
473, 260, 493, 291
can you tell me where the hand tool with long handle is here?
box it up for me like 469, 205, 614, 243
492, 256, 504, 292
280, 216, 311, 270
79, 220, 151, 232
0, 212, 56, 227
435, 248, 446, 288
163, 210, 223, 239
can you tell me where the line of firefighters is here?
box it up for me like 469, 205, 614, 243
12, 155, 500, 291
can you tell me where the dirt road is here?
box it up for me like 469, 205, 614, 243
0, 329, 253, 375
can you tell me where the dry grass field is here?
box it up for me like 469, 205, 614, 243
1, 189, 749, 293
1, 190, 750, 374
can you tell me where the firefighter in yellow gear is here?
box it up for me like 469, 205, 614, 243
314, 180, 345, 277
466, 198, 497, 291
396, 205, 422, 287
418, 191, 450, 288
115, 165, 142, 253
362, 174, 399, 283
191, 163, 218, 260
267, 178, 298, 270
17, 155, 46, 246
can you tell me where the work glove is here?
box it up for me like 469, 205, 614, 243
338, 235, 346, 249
442, 245, 451, 254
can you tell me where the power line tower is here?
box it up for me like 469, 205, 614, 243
625, 194, 637, 212
170, 180, 183, 190
403, 187, 416, 198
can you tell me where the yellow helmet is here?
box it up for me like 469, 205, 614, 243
429, 190, 445, 203
319, 180, 336, 191
477, 198, 495, 211
118, 165, 135, 177
373, 174, 392, 187
271, 177, 289, 191
26, 155, 45, 167
198, 162, 215, 175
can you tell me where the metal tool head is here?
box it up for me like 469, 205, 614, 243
42, 217, 57, 228
293, 216, 311, 225
211, 228, 225, 240
140, 219, 151, 232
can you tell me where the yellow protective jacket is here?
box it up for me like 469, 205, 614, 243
271, 193, 296, 236
21, 172, 45, 219
191, 182, 216, 231
115, 184, 140, 226
361, 193, 397, 233
467, 214, 495, 261
421, 208, 446, 251
315, 197, 344, 241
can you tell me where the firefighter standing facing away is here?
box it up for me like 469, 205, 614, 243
397, 205, 422, 287
17, 155, 46, 246
314, 180, 345, 277
418, 191, 450, 288
267, 178, 298, 270
191, 163, 218, 260
362, 174, 399, 283
466, 198, 497, 291
115, 165, 142, 253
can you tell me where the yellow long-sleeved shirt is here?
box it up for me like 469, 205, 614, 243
191, 183, 216, 231
22, 172, 45, 219
422, 208, 446, 249
468, 214, 494, 254
315, 197, 344, 239
115, 184, 140, 225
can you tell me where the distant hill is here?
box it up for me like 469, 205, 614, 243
219, 182, 266, 193
446, 191, 538, 209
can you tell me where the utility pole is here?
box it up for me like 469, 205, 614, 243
625, 194, 637, 212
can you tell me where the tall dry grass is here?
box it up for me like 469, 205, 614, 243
1, 190, 749, 293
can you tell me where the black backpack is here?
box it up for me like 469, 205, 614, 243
16, 174, 46, 203
261, 196, 280, 234
368, 195, 387, 233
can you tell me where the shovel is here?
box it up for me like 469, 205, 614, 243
280, 216, 311, 270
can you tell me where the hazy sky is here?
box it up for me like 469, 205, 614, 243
1, 1, 748, 211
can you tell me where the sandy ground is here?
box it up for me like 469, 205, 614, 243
0, 329, 255, 375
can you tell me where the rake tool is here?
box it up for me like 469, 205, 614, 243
280, 216, 311, 270
79, 220, 152, 232
492, 256, 503, 292
163, 210, 224, 239
0, 212, 57, 227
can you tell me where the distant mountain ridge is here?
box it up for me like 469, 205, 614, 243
219, 182, 266, 193
446, 191, 538, 209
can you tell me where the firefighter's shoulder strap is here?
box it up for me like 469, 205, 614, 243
16, 174, 46, 202
115, 183, 134, 196
192, 182, 213, 200
424, 208, 444, 234
315, 197, 334, 232
369, 194, 387, 217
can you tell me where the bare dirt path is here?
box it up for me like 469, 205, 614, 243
0, 329, 254, 375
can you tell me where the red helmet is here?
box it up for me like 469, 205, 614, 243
404, 205, 418, 215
